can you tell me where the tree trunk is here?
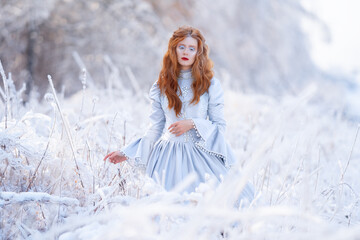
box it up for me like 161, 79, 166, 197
24, 25, 36, 103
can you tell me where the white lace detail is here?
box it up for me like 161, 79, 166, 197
190, 119, 229, 168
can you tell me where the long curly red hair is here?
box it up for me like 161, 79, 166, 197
158, 26, 214, 117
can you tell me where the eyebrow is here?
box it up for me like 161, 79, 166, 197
179, 44, 197, 48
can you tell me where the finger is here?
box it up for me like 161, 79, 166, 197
103, 152, 113, 161
118, 155, 127, 163
173, 129, 179, 136
112, 156, 124, 164
109, 153, 118, 162
115, 157, 123, 164
104, 152, 112, 160
109, 152, 117, 160
168, 122, 178, 130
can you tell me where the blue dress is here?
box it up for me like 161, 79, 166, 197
122, 70, 254, 200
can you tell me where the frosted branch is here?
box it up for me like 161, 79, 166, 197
0, 192, 79, 207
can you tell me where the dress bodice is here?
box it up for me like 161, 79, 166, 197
159, 70, 209, 143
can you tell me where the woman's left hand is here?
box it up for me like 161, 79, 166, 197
168, 119, 194, 136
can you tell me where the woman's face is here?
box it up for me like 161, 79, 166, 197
176, 37, 198, 70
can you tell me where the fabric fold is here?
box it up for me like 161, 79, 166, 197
192, 118, 237, 168
145, 140, 229, 193
121, 137, 154, 166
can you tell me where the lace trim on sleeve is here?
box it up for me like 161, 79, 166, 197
190, 119, 230, 169
119, 150, 147, 170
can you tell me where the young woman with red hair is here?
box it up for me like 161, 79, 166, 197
104, 26, 254, 200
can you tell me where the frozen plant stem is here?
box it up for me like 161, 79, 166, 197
57, 165, 66, 224
276, 157, 305, 204
0, 60, 8, 129
47, 75, 85, 189
0, 61, 6, 101
341, 124, 360, 182
276, 136, 299, 203
332, 124, 360, 222
125, 66, 141, 96
123, 120, 126, 146
314, 145, 321, 193
79, 68, 86, 120
26, 108, 57, 191
106, 112, 118, 154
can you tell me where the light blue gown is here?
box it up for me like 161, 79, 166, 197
122, 70, 254, 200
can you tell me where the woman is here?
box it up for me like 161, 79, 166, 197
104, 26, 254, 199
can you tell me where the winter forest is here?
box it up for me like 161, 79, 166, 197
1, 0, 360, 239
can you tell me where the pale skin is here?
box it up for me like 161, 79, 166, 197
104, 37, 198, 164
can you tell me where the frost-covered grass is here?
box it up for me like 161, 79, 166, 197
1, 69, 360, 239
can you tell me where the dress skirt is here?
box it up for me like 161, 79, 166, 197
146, 139, 227, 193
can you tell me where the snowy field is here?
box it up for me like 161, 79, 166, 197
1, 65, 360, 239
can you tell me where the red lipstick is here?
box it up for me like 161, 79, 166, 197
181, 57, 189, 61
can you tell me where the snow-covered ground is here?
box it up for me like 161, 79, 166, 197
1, 70, 360, 239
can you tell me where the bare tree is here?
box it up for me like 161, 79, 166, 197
0, 0, 321, 99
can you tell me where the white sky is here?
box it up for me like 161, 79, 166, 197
301, 0, 360, 75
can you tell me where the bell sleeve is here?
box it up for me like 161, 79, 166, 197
191, 78, 237, 168
121, 82, 165, 166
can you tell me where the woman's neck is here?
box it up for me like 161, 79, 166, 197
178, 69, 192, 79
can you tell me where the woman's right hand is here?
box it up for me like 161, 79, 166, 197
103, 151, 127, 164
168, 119, 194, 136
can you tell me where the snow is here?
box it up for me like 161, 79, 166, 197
1, 72, 360, 239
